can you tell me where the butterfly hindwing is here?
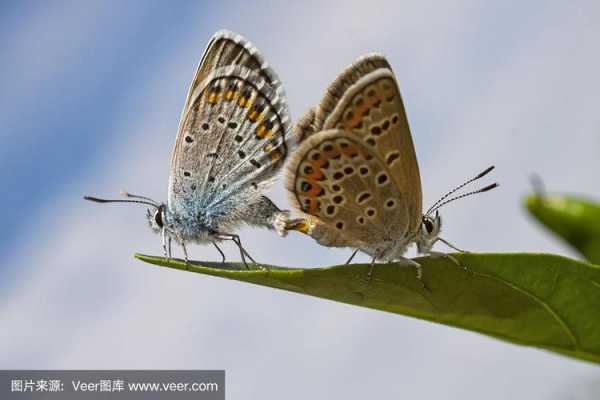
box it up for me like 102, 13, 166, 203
286, 129, 410, 246
322, 66, 422, 234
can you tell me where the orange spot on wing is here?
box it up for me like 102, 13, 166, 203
269, 148, 283, 162
340, 144, 359, 158
323, 146, 341, 160
208, 92, 219, 104
306, 199, 321, 215
238, 97, 250, 107
225, 90, 236, 101
304, 162, 325, 181
311, 157, 327, 168
247, 110, 259, 121
255, 125, 273, 139
343, 93, 381, 130
302, 181, 324, 198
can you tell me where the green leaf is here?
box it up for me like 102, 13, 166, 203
526, 194, 600, 264
136, 253, 600, 364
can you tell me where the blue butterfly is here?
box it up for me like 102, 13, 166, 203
85, 30, 293, 266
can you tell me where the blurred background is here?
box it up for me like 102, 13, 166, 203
2, 0, 599, 398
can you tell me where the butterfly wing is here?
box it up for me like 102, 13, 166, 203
177, 29, 282, 127
293, 54, 391, 141
322, 56, 422, 232
285, 129, 410, 248
169, 32, 292, 226
287, 54, 422, 248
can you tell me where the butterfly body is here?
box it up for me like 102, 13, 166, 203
149, 195, 289, 246
86, 30, 292, 263
148, 204, 222, 244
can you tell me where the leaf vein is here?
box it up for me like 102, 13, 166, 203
473, 270, 581, 350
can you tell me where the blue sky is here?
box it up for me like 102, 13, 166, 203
2, 1, 600, 399
1, 1, 204, 260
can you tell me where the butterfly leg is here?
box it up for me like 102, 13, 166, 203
167, 237, 172, 259
436, 237, 469, 253
242, 196, 290, 237
230, 235, 254, 269
216, 234, 258, 270
181, 241, 189, 265
367, 249, 382, 281
231, 235, 258, 266
161, 228, 169, 259
395, 257, 424, 280
212, 241, 226, 263
427, 250, 471, 274
393, 257, 429, 291
367, 255, 377, 281
345, 248, 359, 264
430, 237, 472, 273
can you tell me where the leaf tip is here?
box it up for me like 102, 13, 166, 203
134, 253, 156, 263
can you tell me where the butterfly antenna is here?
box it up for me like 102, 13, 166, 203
427, 183, 499, 216
425, 165, 495, 216
83, 196, 159, 209
120, 191, 159, 205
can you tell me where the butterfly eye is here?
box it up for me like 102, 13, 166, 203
423, 218, 434, 234
154, 208, 164, 228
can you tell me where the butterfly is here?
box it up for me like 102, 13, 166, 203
85, 30, 293, 266
284, 53, 497, 280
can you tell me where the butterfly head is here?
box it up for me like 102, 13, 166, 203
146, 203, 168, 234
416, 211, 442, 253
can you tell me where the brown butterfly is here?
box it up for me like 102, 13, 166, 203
284, 54, 497, 280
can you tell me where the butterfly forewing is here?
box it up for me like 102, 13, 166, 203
178, 30, 281, 125
169, 31, 291, 215
316, 54, 391, 129
293, 55, 391, 143
293, 107, 318, 143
